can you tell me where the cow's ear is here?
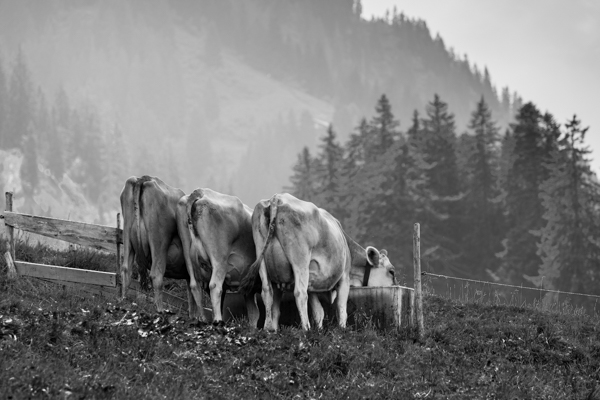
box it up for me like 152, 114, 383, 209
380, 249, 388, 257
366, 246, 380, 266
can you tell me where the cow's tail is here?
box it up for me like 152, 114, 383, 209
186, 189, 204, 236
133, 175, 153, 290
239, 194, 279, 295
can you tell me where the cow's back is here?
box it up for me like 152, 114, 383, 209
121, 176, 187, 279
189, 188, 256, 285
265, 194, 349, 291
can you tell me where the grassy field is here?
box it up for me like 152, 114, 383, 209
2, 239, 600, 399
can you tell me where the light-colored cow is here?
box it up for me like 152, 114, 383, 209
239, 193, 397, 331
120, 176, 200, 317
177, 188, 260, 326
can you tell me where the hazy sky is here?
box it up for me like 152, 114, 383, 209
363, 0, 600, 170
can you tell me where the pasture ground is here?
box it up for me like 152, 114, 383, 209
1, 239, 600, 399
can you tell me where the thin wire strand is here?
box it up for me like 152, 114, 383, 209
421, 271, 600, 300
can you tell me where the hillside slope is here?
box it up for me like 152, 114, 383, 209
1, 244, 599, 399
0, 0, 516, 207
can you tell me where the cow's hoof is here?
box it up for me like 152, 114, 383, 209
191, 320, 209, 328
212, 320, 225, 327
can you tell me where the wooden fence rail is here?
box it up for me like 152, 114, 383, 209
1, 192, 192, 313
3, 211, 122, 254
2, 192, 120, 288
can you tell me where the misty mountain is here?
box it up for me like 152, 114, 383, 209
0, 0, 518, 209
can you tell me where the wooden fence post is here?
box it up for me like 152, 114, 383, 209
413, 223, 424, 340
5, 192, 15, 261
116, 213, 121, 272
3, 251, 17, 281
4, 192, 17, 280
116, 212, 122, 298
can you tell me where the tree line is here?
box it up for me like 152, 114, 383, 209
0, 51, 170, 222
172, 0, 517, 137
288, 94, 600, 298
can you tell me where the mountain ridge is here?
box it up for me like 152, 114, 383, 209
0, 0, 517, 208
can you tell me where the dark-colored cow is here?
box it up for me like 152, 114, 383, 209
240, 193, 397, 331
176, 188, 260, 326
120, 176, 199, 316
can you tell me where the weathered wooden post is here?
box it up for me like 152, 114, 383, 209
5, 192, 15, 260
3, 192, 17, 280
413, 223, 424, 340
116, 213, 121, 272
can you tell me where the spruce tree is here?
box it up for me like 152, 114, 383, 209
336, 122, 366, 228
462, 97, 503, 278
35, 88, 51, 166
20, 124, 39, 196
0, 56, 7, 148
49, 87, 70, 179
369, 94, 399, 157
6, 50, 35, 150
289, 146, 317, 202
80, 107, 106, 202
313, 124, 343, 215
99, 123, 129, 218
419, 94, 463, 276
46, 121, 65, 180
337, 117, 384, 240
499, 102, 558, 285
534, 116, 600, 297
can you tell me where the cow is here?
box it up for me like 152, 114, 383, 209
176, 188, 261, 326
239, 193, 397, 331
120, 176, 200, 317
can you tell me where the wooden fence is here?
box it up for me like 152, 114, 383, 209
1, 191, 187, 311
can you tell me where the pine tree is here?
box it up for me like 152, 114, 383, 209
35, 88, 51, 166
419, 94, 463, 276
337, 117, 383, 240
0, 56, 7, 148
20, 123, 39, 196
100, 123, 130, 218
48, 87, 70, 179
533, 116, 600, 297
363, 95, 406, 257
289, 146, 317, 202
313, 124, 343, 215
46, 121, 65, 180
79, 106, 106, 202
6, 50, 35, 150
369, 94, 399, 157
461, 97, 503, 278
499, 102, 558, 285
68, 109, 85, 174
421, 94, 460, 199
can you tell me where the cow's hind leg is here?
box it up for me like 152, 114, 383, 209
245, 293, 260, 329
259, 259, 276, 331
121, 242, 135, 300
186, 279, 199, 319
309, 294, 325, 329
271, 287, 283, 331
279, 251, 311, 330
335, 273, 351, 329
149, 241, 168, 313
208, 260, 228, 324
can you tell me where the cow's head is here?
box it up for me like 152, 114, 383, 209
365, 247, 397, 286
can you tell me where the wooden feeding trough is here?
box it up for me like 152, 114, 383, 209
218, 285, 415, 331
